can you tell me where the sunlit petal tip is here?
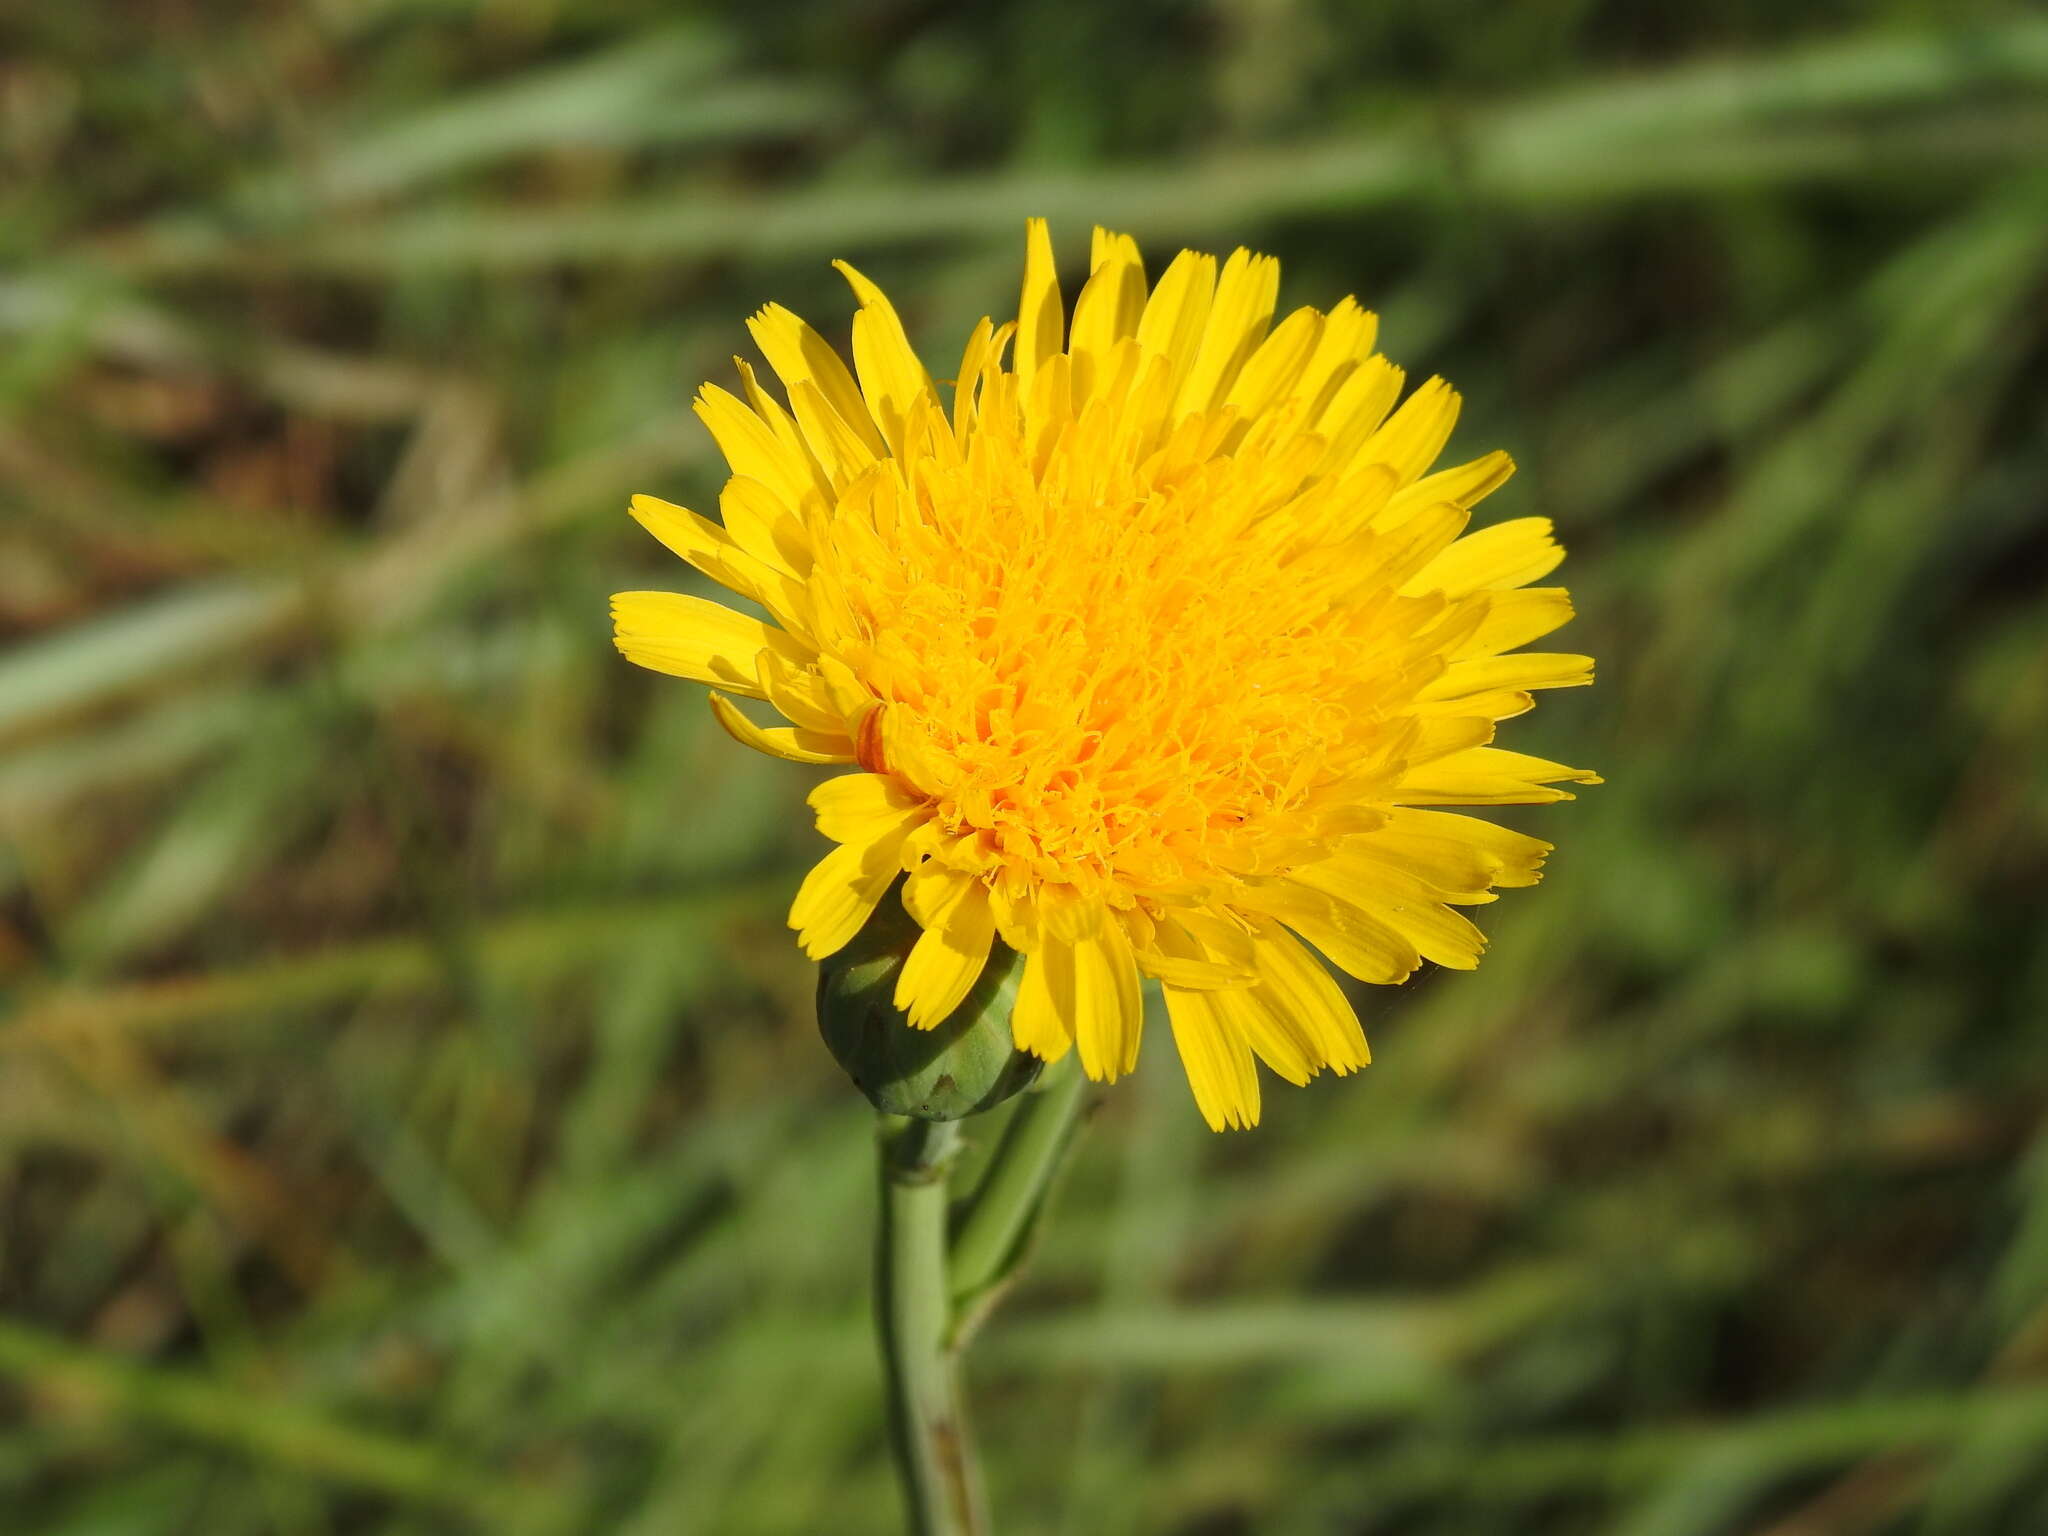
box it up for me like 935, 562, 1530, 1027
627, 490, 682, 522
830, 258, 884, 308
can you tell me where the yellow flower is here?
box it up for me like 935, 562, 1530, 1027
614, 220, 1596, 1130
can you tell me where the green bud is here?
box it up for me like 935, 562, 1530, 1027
817, 881, 1042, 1121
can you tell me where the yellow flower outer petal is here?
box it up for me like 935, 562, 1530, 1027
706, 691, 852, 765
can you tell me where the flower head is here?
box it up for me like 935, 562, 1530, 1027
614, 221, 1596, 1129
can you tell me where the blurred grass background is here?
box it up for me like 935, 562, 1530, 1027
4, 2, 2048, 1532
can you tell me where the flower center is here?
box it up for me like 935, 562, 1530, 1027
816, 360, 1432, 907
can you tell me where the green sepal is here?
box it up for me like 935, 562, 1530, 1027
817, 880, 1042, 1121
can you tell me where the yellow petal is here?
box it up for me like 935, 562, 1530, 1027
786, 377, 878, 490
1090, 227, 1145, 284
1361, 501, 1470, 591
627, 492, 731, 565
1457, 588, 1576, 657
706, 691, 853, 765
717, 476, 811, 576
1288, 856, 1490, 971
1011, 943, 1075, 1063
732, 357, 823, 495
1286, 296, 1379, 419
899, 855, 967, 926
1336, 815, 1507, 900
694, 385, 817, 512
1139, 912, 1259, 990
610, 591, 807, 697
1411, 517, 1563, 596
1396, 746, 1603, 806
1014, 217, 1065, 398
1409, 688, 1536, 723
1233, 883, 1420, 985
1405, 716, 1497, 769
1313, 357, 1406, 477
894, 873, 997, 1028
1379, 808, 1552, 888
1213, 986, 1320, 1085
988, 878, 1041, 955
1173, 907, 1259, 970
814, 654, 875, 720
1175, 247, 1279, 416
1357, 376, 1459, 486
1381, 898, 1488, 970
1038, 884, 1104, 944
628, 494, 813, 637
1070, 920, 1143, 1082
808, 772, 928, 844
1243, 916, 1370, 1073
951, 315, 997, 437
788, 806, 926, 960
1161, 984, 1261, 1131
1225, 306, 1324, 423
1420, 652, 1594, 703
746, 303, 886, 458
1134, 248, 1217, 396
1134, 947, 1257, 990
1068, 233, 1145, 398
757, 650, 847, 735
1387, 449, 1515, 524
834, 259, 936, 457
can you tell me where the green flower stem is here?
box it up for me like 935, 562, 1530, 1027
948, 1059, 1088, 1328
875, 1064, 1091, 1534
876, 1115, 985, 1536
